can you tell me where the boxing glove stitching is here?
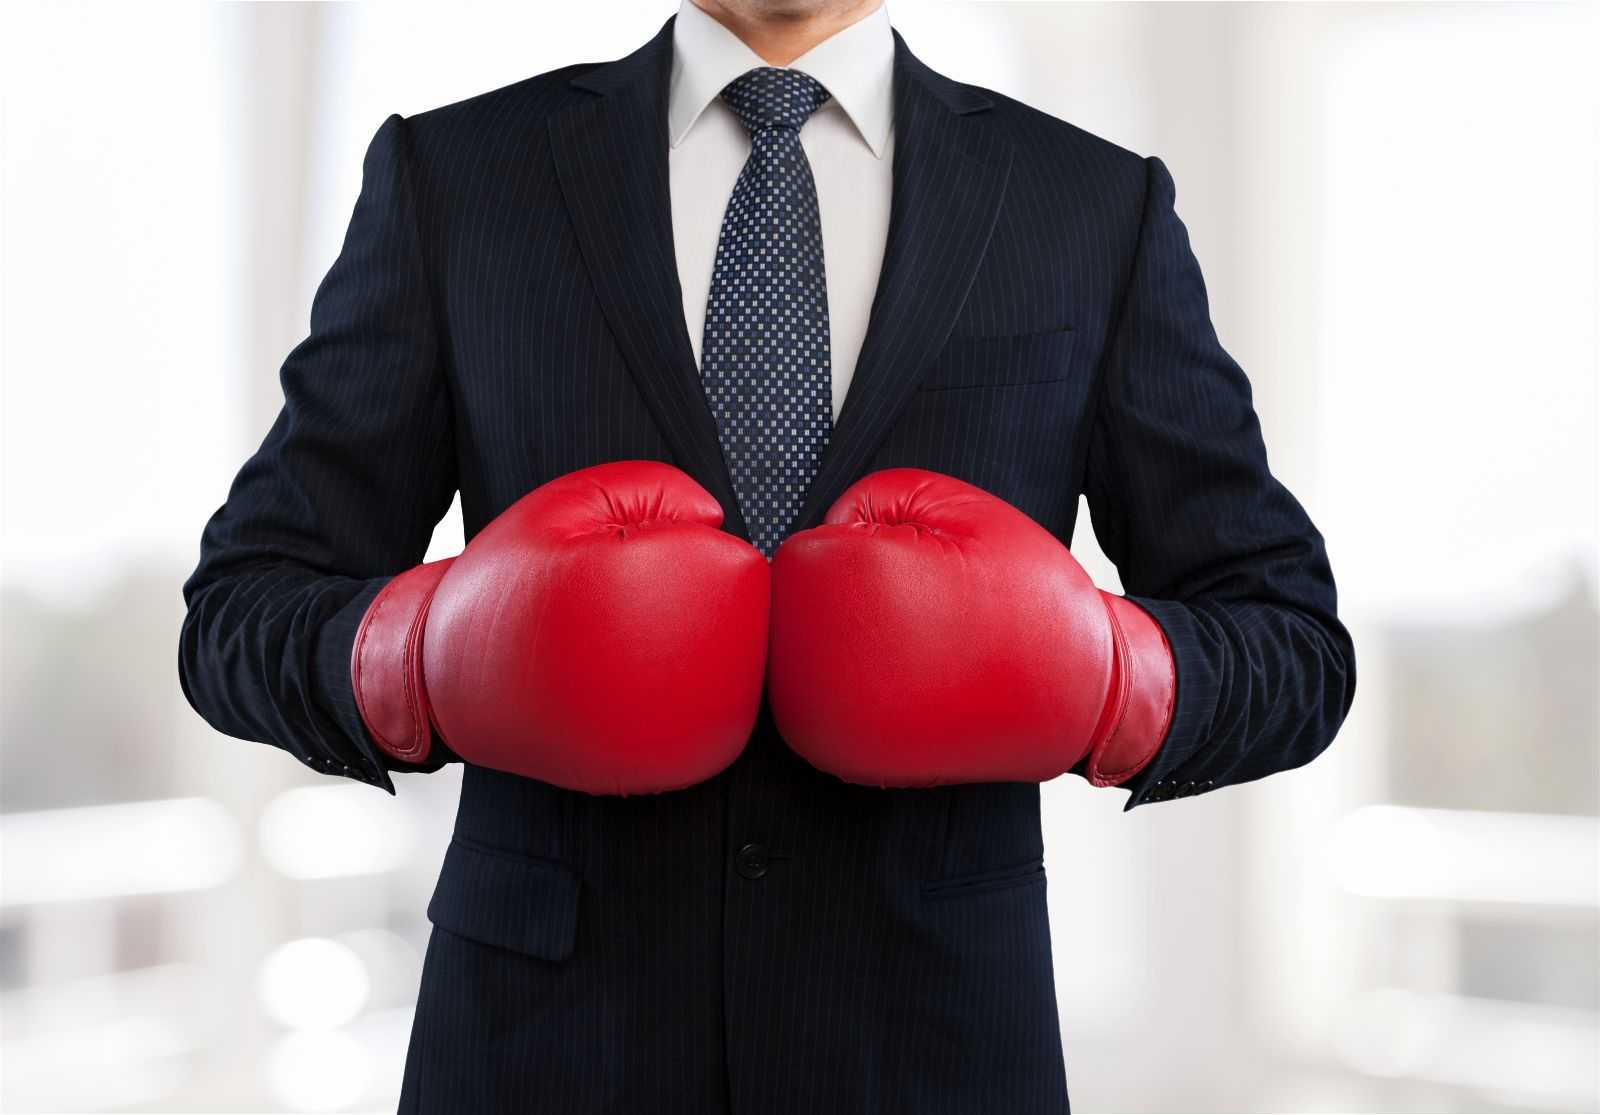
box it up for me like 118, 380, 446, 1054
1091, 653, 1138, 781
1088, 601, 1139, 783
1087, 593, 1133, 766
1130, 620, 1177, 774
352, 577, 412, 759
1091, 604, 1176, 783
392, 583, 433, 763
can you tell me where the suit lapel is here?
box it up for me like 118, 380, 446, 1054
790, 32, 1013, 533
549, 21, 1013, 543
548, 18, 751, 538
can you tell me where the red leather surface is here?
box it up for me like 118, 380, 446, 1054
1086, 593, 1176, 787
421, 461, 770, 795
351, 557, 455, 764
768, 468, 1117, 787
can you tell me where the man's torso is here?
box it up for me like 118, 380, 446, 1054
391, 16, 1147, 1113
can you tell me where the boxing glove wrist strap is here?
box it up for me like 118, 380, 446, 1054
350, 558, 454, 765
1085, 593, 1176, 787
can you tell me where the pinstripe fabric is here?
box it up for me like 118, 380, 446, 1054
179, 15, 1354, 1113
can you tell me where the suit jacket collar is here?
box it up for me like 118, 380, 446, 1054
552, 15, 1012, 541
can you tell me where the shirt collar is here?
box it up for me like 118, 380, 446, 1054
668, 1, 895, 159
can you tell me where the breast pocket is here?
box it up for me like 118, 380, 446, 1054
873, 327, 1089, 529
917, 327, 1076, 391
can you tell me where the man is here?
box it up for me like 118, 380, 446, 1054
179, 1, 1355, 1111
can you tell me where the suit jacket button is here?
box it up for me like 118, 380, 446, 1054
735, 843, 769, 880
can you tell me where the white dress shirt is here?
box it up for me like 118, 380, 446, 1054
668, 0, 895, 421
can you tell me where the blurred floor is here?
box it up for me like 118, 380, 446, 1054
2, 2, 1596, 1110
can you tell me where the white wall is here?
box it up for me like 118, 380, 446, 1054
2, 3, 1595, 1111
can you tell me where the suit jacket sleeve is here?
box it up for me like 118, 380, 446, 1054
1084, 155, 1356, 810
178, 113, 458, 792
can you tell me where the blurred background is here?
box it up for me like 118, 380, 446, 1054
2, 1, 1597, 1111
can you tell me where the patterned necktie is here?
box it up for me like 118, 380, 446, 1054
700, 67, 834, 558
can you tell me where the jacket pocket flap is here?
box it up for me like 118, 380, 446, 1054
426, 836, 580, 961
919, 328, 1077, 390
920, 856, 1046, 901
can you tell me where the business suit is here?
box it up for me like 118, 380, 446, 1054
179, 14, 1355, 1114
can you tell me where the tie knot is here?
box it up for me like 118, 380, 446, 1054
721, 67, 832, 134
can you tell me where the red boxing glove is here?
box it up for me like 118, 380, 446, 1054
768, 468, 1174, 789
350, 461, 770, 795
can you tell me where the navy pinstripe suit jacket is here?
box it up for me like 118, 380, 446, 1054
180, 16, 1354, 1114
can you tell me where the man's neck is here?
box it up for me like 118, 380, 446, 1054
689, 0, 884, 66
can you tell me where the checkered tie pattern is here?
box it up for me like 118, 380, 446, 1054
699, 67, 834, 558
